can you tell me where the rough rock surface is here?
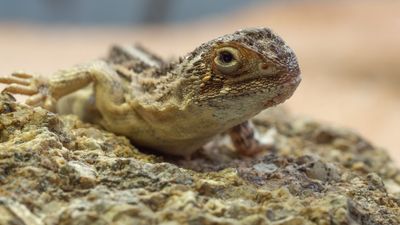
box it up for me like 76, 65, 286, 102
0, 93, 399, 225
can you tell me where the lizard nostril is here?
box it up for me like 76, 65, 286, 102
259, 63, 278, 76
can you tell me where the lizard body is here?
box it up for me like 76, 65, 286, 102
0, 28, 301, 157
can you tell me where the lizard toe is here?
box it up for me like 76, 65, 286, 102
11, 71, 34, 79
2, 83, 38, 95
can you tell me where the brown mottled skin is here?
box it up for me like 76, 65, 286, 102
0, 28, 301, 157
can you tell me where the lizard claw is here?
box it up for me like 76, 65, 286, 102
0, 72, 55, 111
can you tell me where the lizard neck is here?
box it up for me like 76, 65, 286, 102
147, 50, 209, 108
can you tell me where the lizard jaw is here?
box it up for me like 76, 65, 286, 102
263, 75, 301, 108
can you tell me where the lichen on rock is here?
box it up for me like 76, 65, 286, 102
0, 93, 399, 225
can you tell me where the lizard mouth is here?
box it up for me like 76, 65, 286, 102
262, 76, 301, 107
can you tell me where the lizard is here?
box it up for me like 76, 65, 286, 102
0, 28, 301, 158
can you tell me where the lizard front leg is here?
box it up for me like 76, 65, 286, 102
229, 120, 267, 156
0, 60, 131, 114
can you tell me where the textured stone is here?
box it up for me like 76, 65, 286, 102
0, 93, 399, 225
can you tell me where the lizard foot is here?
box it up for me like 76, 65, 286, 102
0, 72, 56, 111
229, 121, 270, 157
235, 141, 269, 157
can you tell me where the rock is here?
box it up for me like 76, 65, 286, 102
0, 93, 399, 225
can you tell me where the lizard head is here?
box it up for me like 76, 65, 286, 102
178, 28, 301, 122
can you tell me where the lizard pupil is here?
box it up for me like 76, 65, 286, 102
219, 51, 234, 64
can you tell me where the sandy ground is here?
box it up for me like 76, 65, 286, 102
0, 0, 399, 164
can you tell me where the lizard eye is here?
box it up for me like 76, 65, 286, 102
214, 47, 241, 74
219, 51, 234, 63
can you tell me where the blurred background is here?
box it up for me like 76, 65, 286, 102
0, 0, 399, 163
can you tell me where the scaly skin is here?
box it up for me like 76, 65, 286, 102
0, 28, 301, 157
